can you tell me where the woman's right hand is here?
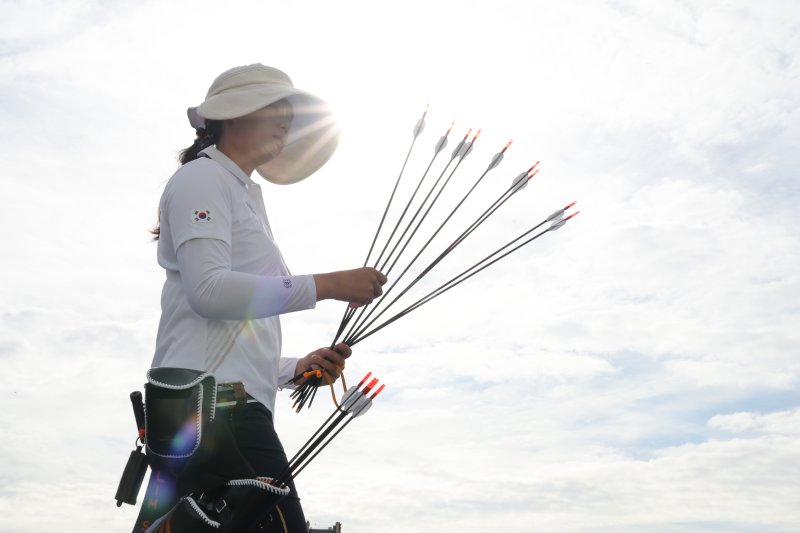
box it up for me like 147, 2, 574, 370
313, 267, 388, 308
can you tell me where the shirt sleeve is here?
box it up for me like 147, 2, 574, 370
278, 356, 301, 389
163, 164, 234, 251
176, 237, 317, 320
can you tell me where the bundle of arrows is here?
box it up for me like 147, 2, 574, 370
287, 107, 579, 412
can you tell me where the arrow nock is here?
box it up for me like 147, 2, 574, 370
369, 384, 386, 399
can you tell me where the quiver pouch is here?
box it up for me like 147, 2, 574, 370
143, 478, 291, 533
144, 367, 254, 496
145, 368, 217, 460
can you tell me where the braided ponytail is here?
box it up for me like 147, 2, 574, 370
151, 120, 224, 240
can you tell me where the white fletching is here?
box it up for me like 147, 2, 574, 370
351, 396, 373, 417
434, 135, 449, 154
511, 172, 528, 192
549, 218, 567, 231
487, 152, 504, 170
413, 117, 425, 137
451, 140, 465, 160
340, 386, 363, 410
546, 209, 565, 222
460, 141, 474, 158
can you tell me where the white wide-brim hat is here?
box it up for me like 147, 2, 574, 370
187, 64, 340, 185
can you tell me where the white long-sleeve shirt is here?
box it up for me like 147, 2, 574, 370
152, 146, 317, 414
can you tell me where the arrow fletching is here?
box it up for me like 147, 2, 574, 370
511, 170, 529, 192
486, 140, 513, 171
487, 152, 504, 170
351, 383, 386, 417
451, 128, 471, 159
512, 162, 540, 193
434, 122, 454, 154
460, 128, 481, 159
351, 395, 373, 417
549, 209, 579, 231
340, 386, 363, 409
413, 105, 428, 137
546, 201, 576, 222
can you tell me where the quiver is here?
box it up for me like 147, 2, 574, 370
144, 368, 254, 495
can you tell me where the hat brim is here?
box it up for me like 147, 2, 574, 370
189, 89, 340, 185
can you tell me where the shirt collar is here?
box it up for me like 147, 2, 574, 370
199, 145, 256, 187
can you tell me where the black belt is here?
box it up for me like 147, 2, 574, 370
216, 382, 257, 408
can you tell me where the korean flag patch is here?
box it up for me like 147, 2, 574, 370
192, 210, 214, 223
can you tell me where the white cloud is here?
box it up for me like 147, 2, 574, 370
710, 407, 800, 436
667, 359, 796, 389
1, 0, 799, 531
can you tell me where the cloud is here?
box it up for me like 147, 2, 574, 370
1, 0, 799, 532
667, 359, 796, 389
709, 407, 800, 436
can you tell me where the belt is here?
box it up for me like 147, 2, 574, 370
216, 382, 258, 408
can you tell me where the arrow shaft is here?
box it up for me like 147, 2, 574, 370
349, 215, 564, 346
345, 172, 526, 344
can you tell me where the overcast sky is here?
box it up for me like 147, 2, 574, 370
2, 1, 799, 532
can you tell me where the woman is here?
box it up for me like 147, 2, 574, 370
134, 64, 386, 532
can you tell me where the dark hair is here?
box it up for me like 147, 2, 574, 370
179, 120, 223, 165
150, 120, 223, 240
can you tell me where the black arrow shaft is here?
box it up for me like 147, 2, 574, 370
349, 220, 556, 346
345, 177, 527, 344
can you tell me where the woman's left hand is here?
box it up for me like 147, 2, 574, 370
295, 343, 352, 385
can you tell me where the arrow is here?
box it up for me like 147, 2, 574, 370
329, 107, 433, 348
278, 374, 385, 483
346, 160, 541, 345
348, 203, 579, 346
289, 383, 386, 480
338, 126, 481, 347
344, 141, 518, 345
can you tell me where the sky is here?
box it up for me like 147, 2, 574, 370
1, 0, 799, 531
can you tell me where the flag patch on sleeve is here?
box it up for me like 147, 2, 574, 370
192, 210, 214, 223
